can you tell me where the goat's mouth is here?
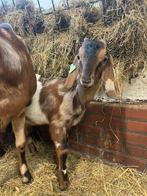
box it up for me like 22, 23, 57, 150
80, 78, 94, 88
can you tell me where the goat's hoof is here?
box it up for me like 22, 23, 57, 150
64, 173, 69, 183
59, 181, 69, 191
22, 171, 33, 184
58, 170, 69, 190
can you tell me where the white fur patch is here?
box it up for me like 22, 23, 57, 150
20, 164, 27, 175
25, 81, 49, 125
105, 79, 115, 92
12, 117, 26, 148
62, 169, 67, 174
36, 74, 41, 81
22, 176, 29, 183
55, 142, 61, 148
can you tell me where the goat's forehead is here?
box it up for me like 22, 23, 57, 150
80, 40, 104, 56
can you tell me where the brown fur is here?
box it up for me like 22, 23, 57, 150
0, 28, 36, 183
40, 80, 64, 120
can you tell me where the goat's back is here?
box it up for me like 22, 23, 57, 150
0, 28, 36, 117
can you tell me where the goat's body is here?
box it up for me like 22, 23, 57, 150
25, 38, 116, 190
0, 27, 36, 183
0, 28, 36, 118
26, 78, 84, 128
25, 80, 49, 125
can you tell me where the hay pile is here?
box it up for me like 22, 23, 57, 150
31, 4, 146, 85
1, 142, 147, 195
2, 3, 146, 84
1, 11, 25, 36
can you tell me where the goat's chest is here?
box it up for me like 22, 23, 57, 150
25, 82, 49, 125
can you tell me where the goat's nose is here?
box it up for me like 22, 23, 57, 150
80, 76, 93, 87
81, 75, 91, 84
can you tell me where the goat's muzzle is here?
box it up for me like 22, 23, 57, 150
80, 77, 94, 88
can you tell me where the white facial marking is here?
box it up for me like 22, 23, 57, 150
62, 169, 67, 175
55, 142, 61, 149
25, 80, 49, 125
105, 78, 115, 92
20, 164, 28, 175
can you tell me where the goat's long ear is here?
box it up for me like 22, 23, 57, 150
101, 54, 117, 98
64, 56, 79, 90
101, 54, 113, 80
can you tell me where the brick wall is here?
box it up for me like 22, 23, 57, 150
2, 101, 147, 171
68, 102, 147, 171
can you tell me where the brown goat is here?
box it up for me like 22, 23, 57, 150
0, 25, 36, 183
25, 38, 116, 190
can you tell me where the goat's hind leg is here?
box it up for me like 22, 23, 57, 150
12, 114, 32, 183
25, 124, 37, 154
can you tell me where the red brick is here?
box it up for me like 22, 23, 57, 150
127, 120, 147, 133
82, 113, 126, 130
86, 103, 103, 114
81, 135, 101, 147
108, 142, 147, 159
103, 150, 146, 171
104, 118, 126, 131
107, 130, 147, 147
126, 145, 147, 159
69, 142, 147, 171
88, 103, 147, 121
78, 124, 102, 135
83, 114, 105, 126
69, 142, 101, 157
125, 108, 147, 121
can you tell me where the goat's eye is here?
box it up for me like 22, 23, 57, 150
77, 55, 80, 60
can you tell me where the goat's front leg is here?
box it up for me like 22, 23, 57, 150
50, 124, 69, 190
12, 114, 32, 183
